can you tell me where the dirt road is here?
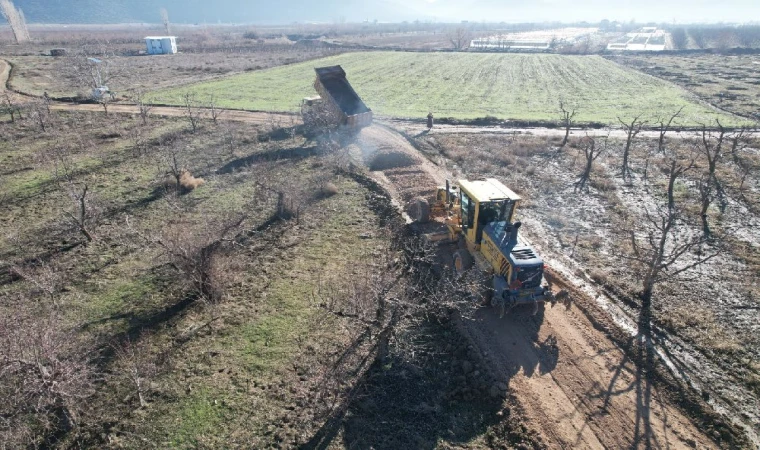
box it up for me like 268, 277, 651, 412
0, 58, 297, 125
356, 125, 718, 450
388, 119, 758, 140
48, 102, 299, 125
0, 60, 10, 92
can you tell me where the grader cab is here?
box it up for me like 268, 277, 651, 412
409, 178, 557, 315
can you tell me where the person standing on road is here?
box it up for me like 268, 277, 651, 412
427, 112, 434, 130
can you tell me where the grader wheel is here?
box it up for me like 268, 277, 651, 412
407, 197, 430, 223
452, 249, 474, 276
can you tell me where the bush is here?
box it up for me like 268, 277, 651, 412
590, 177, 616, 192
589, 269, 609, 285
320, 182, 339, 198
179, 170, 205, 191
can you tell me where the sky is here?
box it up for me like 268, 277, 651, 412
383, 0, 760, 24
11, 0, 760, 24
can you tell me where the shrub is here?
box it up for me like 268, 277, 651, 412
179, 170, 205, 191
589, 269, 609, 285
590, 177, 616, 192
320, 182, 339, 198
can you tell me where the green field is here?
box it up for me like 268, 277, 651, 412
150, 52, 743, 125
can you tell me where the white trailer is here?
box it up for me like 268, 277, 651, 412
145, 36, 177, 55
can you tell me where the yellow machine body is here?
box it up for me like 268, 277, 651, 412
454, 179, 521, 276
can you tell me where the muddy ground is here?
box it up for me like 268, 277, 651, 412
400, 126, 760, 447
351, 125, 749, 449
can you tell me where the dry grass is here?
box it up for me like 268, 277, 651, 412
179, 169, 205, 191
320, 181, 339, 197
590, 176, 617, 192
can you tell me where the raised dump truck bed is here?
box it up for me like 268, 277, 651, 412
303, 65, 373, 129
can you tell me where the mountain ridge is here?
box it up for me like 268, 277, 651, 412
12, 0, 415, 25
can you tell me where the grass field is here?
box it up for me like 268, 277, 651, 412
150, 51, 743, 125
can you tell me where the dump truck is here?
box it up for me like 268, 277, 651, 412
301, 65, 373, 133
408, 178, 560, 316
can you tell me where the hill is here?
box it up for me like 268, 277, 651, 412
13, 0, 410, 25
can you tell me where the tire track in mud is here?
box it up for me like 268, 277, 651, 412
355, 123, 720, 450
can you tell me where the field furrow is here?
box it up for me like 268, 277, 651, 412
150, 52, 746, 126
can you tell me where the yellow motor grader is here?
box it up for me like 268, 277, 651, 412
408, 178, 558, 315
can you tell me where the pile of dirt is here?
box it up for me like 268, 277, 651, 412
367, 148, 420, 171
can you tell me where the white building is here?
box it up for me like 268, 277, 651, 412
145, 36, 177, 55
607, 28, 667, 52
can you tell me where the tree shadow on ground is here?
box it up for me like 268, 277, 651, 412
87, 290, 199, 369
258, 126, 303, 142
577, 302, 663, 449
302, 310, 548, 449
471, 304, 558, 380
301, 329, 513, 449
216, 145, 318, 174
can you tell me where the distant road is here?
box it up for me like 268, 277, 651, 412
387, 119, 759, 140
49, 102, 300, 125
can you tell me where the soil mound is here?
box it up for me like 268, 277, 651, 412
368, 149, 419, 171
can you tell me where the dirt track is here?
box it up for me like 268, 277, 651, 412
388, 119, 758, 140
48, 102, 298, 125
0, 58, 297, 125
356, 125, 718, 450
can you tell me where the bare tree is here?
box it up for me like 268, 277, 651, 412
574, 133, 608, 193
111, 335, 159, 408
558, 100, 577, 147
9, 260, 63, 304
618, 114, 647, 180
44, 142, 100, 242
728, 127, 757, 205
67, 46, 127, 103
558, 102, 577, 148
696, 120, 730, 212
696, 176, 713, 238
208, 93, 222, 124
96, 90, 114, 117
28, 99, 49, 132
182, 92, 202, 133
1, 91, 21, 122
665, 157, 695, 212
623, 158, 716, 305
727, 126, 750, 166
449, 27, 472, 50
63, 182, 96, 242
131, 90, 153, 125
127, 125, 148, 157
127, 212, 248, 304
656, 106, 684, 153
157, 140, 185, 192
160, 7, 171, 35
0, 0, 31, 43
0, 308, 96, 448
